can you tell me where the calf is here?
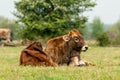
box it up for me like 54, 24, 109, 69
20, 41, 57, 67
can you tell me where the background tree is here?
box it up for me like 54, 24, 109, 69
108, 19, 120, 45
91, 17, 104, 39
90, 17, 110, 46
14, 0, 96, 40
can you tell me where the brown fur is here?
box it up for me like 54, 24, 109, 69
20, 41, 57, 67
45, 29, 93, 66
0, 28, 12, 43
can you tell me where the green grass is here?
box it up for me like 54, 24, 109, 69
0, 46, 120, 80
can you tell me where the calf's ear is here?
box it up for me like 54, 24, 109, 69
63, 35, 70, 42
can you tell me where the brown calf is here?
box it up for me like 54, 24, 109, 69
20, 41, 57, 67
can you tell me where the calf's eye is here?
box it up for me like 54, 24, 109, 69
74, 38, 79, 42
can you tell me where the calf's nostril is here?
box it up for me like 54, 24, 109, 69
85, 46, 88, 50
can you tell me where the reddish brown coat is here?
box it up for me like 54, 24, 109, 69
20, 42, 57, 67
45, 29, 88, 66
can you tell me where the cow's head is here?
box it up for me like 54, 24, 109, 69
63, 29, 88, 52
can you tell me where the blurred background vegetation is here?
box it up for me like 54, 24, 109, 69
0, 0, 120, 47
0, 16, 23, 40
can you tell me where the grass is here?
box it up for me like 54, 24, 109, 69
0, 46, 120, 80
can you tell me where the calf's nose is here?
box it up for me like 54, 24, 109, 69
81, 45, 88, 51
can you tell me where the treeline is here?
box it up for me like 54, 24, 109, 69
0, 16, 120, 46
85, 17, 120, 46
0, 0, 120, 46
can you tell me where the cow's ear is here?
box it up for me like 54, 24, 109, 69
68, 31, 72, 36
63, 35, 70, 42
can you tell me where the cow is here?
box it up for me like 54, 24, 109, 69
45, 29, 95, 66
20, 41, 57, 67
0, 28, 13, 43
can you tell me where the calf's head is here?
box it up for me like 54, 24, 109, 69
63, 29, 88, 52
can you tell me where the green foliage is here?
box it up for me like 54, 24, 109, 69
89, 17, 110, 47
91, 17, 104, 39
83, 23, 92, 39
0, 16, 24, 40
14, 0, 96, 40
108, 20, 120, 46
97, 32, 110, 47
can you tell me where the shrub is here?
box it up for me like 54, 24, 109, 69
97, 32, 110, 47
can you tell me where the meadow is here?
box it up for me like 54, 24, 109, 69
0, 46, 120, 80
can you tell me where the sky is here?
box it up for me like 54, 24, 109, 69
0, 0, 120, 24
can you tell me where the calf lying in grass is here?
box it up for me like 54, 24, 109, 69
20, 41, 95, 67
20, 41, 57, 67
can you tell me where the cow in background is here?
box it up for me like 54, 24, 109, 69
0, 28, 13, 43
